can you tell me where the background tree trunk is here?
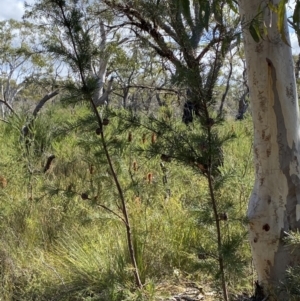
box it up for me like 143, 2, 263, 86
239, 0, 300, 299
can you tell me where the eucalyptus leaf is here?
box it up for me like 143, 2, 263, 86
249, 22, 261, 43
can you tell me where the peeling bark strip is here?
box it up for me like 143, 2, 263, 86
267, 58, 300, 230
239, 0, 300, 299
266, 57, 288, 168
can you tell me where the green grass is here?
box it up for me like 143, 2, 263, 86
0, 105, 254, 300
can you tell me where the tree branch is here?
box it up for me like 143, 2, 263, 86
0, 118, 9, 124
0, 98, 16, 115
104, 1, 181, 67
97, 204, 127, 225
32, 89, 59, 117
22, 90, 59, 138
218, 54, 233, 117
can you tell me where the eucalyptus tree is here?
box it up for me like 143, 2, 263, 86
24, 0, 128, 107
0, 19, 58, 121
103, 0, 240, 122
221, 47, 249, 119
239, 0, 300, 299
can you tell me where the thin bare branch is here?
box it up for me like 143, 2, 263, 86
0, 118, 9, 124
0, 98, 16, 115
97, 204, 127, 225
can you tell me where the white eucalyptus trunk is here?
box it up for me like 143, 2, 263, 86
92, 20, 109, 107
239, 0, 300, 299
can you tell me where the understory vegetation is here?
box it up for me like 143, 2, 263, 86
3, 0, 293, 299
0, 103, 254, 300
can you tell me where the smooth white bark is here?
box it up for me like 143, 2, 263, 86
239, 0, 300, 298
92, 21, 109, 106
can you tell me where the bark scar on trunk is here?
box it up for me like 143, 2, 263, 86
267, 58, 300, 228
266, 57, 288, 171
